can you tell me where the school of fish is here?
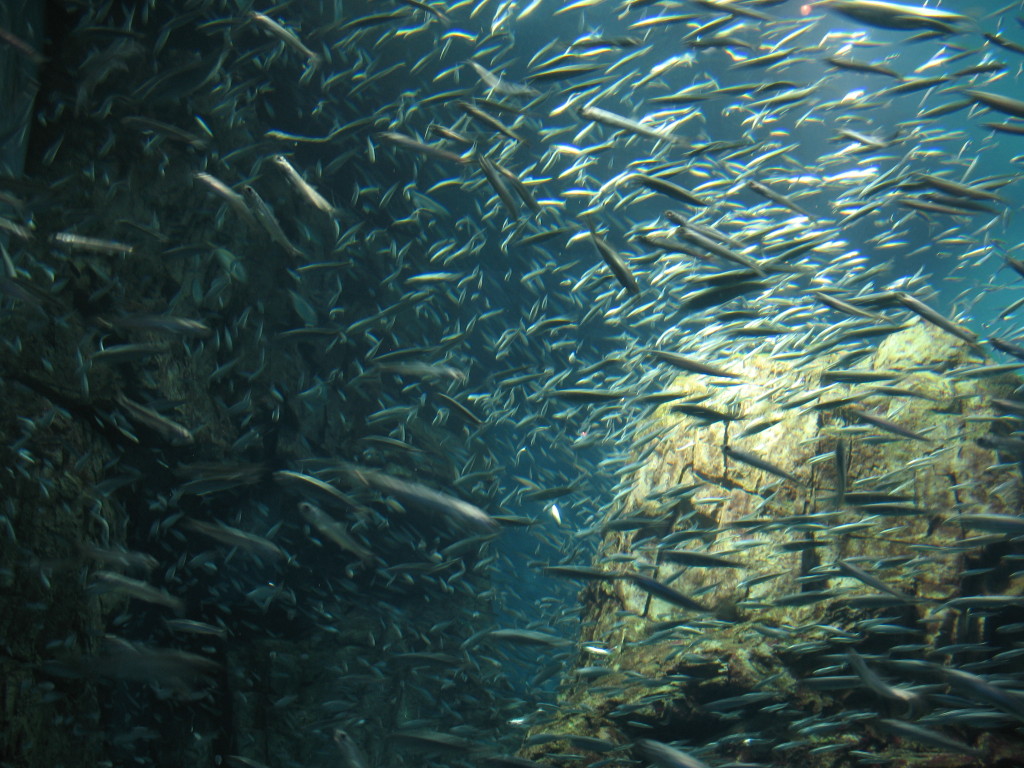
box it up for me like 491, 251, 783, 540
2, 0, 1024, 766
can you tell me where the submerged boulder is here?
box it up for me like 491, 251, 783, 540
522, 324, 1024, 767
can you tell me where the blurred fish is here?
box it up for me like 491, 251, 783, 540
248, 11, 323, 68
338, 463, 500, 532
467, 61, 539, 97
88, 571, 185, 615
243, 185, 306, 260
334, 730, 371, 768
374, 361, 468, 382
822, 0, 971, 33
183, 519, 288, 562
579, 105, 685, 145
635, 738, 711, 768
115, 394, 194, 446
298, 502, 373, 564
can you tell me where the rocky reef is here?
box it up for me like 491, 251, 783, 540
522, 324, 1024, 768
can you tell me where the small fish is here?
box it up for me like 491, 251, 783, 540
242, 185, 305, 260
486, 628, 571, 646
115, 393, 194, 446
194, 172, 259, 229
249, 11, 322, 68
893, 291, 978, 345
825, 55, 901, 79
334, 730, 370, 768
989, 337, 1024, 361
635, 738, 711, 768
956, 513, 1024, 537
375, 361, 467, 382
541, 565, 618, 581
627, 573, 710, 612
586, 222, 640, 295
578, 105, 684, 145
526, 62, 603, 83
632, 174, 708, 207
845, 407, 931, 442
92, 342, 169, 364
390, 729, 483, 755
0, 23, 46, 64
52, 232, 134, 255
523, 486, 575, 501
834, 440, 848, 502
273, 470, 353, 507
810, 289, 886, 321
670, 402, 741, 423
270, 155, 338, 216
107, 314, 212, 338
467, 61, 538, 97
91, 637, 219, 686
747, 179, 816, 220
89, 571, 185, 614
458, 100, 523, 142
184, 519, 287, 562
547, 388, 628, 403
121, 116, 207, 148
722, 445, 803, 485
656, 549, 743, 569
394, 0, 451, 25
338, 463, 499, 532
846, 649, 924, 708
164, 619, 228, 638
822, 0, 970, 33
377, 131, 470, 164
80, 544, 158, 573
298, 502, 373, 563
938, 667, 1024, 722
644, 349, 740, 378
675, 226, 766, 276
835, 560, 919, 602
964, 88, 1024, 119
873, 719, 981, 759
477, 153, 520, 217
915, 173, 1004, 202
570, 34, 643, 49
435, 392, 484, 426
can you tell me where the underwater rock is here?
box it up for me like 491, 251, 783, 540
521, 323, 1024, 767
